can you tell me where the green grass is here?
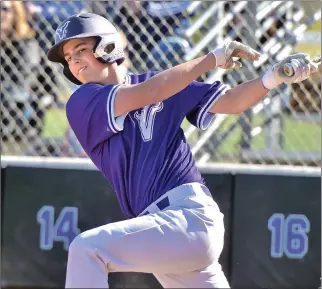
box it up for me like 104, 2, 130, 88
182, 114, 321, 155
41, 108, 68, 138
43, 108, 321, 154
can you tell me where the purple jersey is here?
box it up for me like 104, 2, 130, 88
66, 72, 229, 218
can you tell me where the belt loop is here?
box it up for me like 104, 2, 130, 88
156, 196, 170, 210
139, 182, 210, 217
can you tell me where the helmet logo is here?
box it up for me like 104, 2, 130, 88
56, 21, 70, 40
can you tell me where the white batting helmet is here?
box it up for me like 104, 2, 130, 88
47, 13, 125, 84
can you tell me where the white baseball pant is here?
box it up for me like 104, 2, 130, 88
65, 182, 230, 288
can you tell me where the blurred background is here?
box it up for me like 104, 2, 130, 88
1, 2, 321, 288
1, 0, 321, 166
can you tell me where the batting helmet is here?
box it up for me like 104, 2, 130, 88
47, 12, 125, 85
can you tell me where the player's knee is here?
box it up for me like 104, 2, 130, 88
69, 231, 92, 254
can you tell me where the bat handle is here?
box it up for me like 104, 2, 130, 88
283, 63, 294, 77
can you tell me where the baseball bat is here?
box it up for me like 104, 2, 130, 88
283, 55, 321, 76
282, 11, 321, 77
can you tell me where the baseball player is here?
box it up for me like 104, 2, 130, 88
47, 13, 317, 288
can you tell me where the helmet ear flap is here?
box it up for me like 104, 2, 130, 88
93, 35, 125, 65
63, 64, 82, 85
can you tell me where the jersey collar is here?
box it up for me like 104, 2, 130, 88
124, 74, 131, 85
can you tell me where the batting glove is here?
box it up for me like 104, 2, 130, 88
210, 40, 261, 69
262, 53, 318, 89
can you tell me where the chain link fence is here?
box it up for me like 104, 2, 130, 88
1, 1, 321, 166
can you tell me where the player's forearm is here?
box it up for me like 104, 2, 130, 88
142, 54, 216, 103
115, 40, 261, 117
210, 76, 269, 114
115, 54, 217, 117
145, 41, 260, 102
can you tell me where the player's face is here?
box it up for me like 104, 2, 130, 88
63, 37, 110, 84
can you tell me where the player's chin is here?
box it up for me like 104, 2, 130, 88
78, 75, 90, 84
79, 72, 99, 84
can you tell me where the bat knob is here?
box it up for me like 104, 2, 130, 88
283, 63, 294, 77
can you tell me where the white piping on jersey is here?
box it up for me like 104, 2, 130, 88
107, 84, 122, 133
107, 74, 131, 133
196, 84, 229, 130
124, 74, 131, 85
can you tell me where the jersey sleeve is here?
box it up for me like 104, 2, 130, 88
183, 80, 230, 130
66, 83, 126, 153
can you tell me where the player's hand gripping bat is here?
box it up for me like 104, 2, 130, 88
262, 53, 320, 89
283, 55, 321, 76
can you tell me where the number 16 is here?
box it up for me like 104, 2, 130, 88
268, 213, 310, 259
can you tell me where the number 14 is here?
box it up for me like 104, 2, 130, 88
37, 206, 80, 251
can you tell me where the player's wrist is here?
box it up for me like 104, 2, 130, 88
261, 67, 283, 90
210, 48, 225, 67
208, 51, 217, 68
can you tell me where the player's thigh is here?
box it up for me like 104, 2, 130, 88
154, 261, 230, 288
73, 208, 220, 274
